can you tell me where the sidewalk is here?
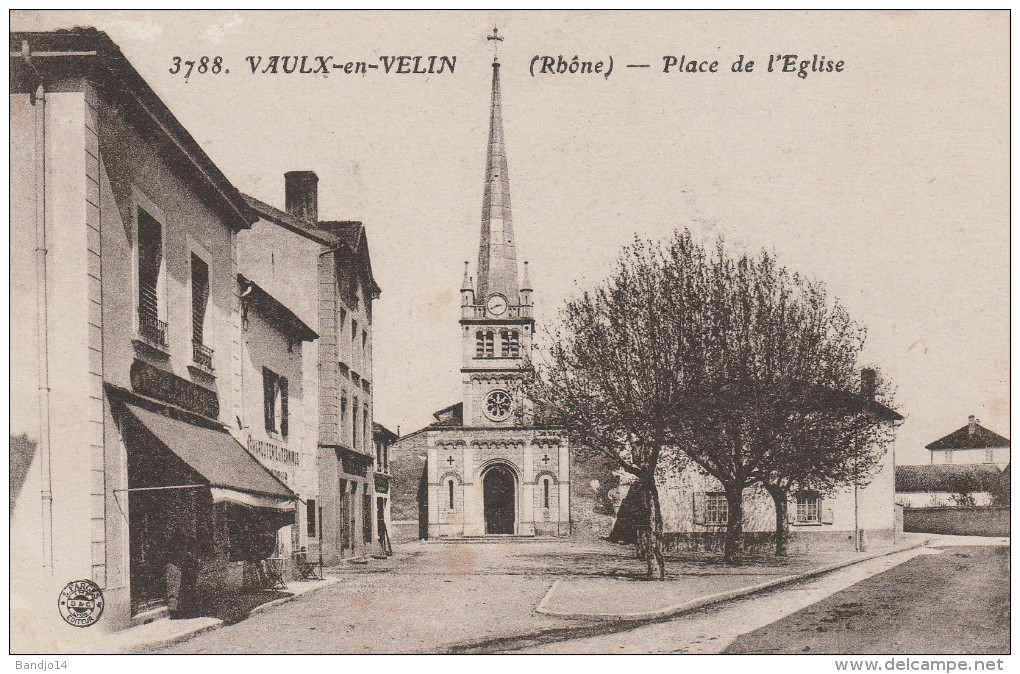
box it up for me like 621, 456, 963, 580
105, 576, 339, 653
534, 535, 929, 621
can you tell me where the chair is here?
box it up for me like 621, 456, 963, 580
292, 547, 322, 580
261, 558, 288, 590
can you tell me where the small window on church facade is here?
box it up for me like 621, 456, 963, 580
543, 478, 550, 508
476, 330, 494, 358
448, 479, 455, 509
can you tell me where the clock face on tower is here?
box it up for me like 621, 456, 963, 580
486, 294, 508, 316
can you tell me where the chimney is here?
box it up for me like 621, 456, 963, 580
968, 415, 978, 436
860, 368, 876, 400
284, 171, 318, 224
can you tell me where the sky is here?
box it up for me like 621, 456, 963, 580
11, 10, 1009, 465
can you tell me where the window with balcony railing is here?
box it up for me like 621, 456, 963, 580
137, 208, 167, 347
191, 254, 212, 369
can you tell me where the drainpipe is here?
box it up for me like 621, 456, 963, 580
28, 47, 54, 573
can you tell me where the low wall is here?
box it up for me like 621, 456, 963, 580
389, 520, 421, 543
903, 506, 1010, 537
663, 527, 895, 555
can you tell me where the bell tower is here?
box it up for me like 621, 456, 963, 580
460, 28, 535, 427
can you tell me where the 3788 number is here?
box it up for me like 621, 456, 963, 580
169, 56, 227, 79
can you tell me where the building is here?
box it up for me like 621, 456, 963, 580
926, 415, 1010, 468
236, 275, 319, 563
373, 423, 398, 548
391, 46, 571, 539
651, 372, 903, 552
238, 171, 383, 564
10, 29, 297, 638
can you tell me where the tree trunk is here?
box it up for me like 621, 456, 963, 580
723, 486, 744, 565
638, 482, 666, 579
766, 485, 790, 557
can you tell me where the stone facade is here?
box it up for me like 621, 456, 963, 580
392, 55, 570, 539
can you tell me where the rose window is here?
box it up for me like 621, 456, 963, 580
484, 390, 512, 421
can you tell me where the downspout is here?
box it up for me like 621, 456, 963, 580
28, 46, 54, 573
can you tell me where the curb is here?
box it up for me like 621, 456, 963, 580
126, 619, 225, 653
248, 576, 341, 618
128, 576, 340, 652
534, 540, 929, 621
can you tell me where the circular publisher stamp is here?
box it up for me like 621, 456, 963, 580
58, 579, 104, 628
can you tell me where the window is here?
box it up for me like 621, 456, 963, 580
476, 330, 495, 358
363, 488, 372, 544
795, 495, 821, 523
501, 330, 520, 358
341, 394, 348, 429
277, 379, 289, 436
262, 368, 288, 436
137, 208, 166, 346
364, 408, 370, 451
352, 319, 358, 345
352, 398, 359, 449
448, 479, 455, 509
190, 255, 209, 344
543, 478, 550, 508
190, 255, 213, 369
705, 493, 728, 525
362, 329, 368, 352
339, 307, 347, 332
306, 499, 317, 538
484, 389, 513, 421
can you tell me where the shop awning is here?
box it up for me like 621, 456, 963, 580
121, 401, 296, 507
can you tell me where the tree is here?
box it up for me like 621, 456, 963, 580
660, 235, 899, 564
538, 228, 899, 570
758, 395, 899, 556
534, 234, 710, 579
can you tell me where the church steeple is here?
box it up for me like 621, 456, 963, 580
476, 27, 519, 306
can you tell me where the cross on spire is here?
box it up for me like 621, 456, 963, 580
487, 26, 503, 62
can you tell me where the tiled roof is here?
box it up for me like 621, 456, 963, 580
430, 402, 464, 427
926, 424, 1010, 450
895, 464, 1002, 493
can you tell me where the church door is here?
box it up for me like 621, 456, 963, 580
483, 465, 516, 534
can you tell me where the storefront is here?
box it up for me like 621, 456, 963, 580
110, 388, 296, 616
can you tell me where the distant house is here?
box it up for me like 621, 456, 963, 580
894, 464, 1001, 508
926, 415, 1010, 469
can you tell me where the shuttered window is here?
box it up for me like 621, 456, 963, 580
137, 209, 166, 345
191, 255, 209, 345
263, 368, 278, 433
279, 377, 289, 439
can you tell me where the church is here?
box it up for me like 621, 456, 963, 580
390, 37, 571, 539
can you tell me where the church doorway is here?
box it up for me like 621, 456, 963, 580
483, 464, 516, 534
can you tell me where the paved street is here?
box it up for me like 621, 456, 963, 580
155, 536, 1006, 654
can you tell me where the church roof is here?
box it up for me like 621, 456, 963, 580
926, 419, 1010, 450
430, 402, 464, 427
475, 56, 520, 305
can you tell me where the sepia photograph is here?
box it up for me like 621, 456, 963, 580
7, 9, 1010, 660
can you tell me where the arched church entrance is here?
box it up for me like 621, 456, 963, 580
482, 464, 516, 534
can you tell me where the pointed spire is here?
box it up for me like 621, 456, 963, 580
461, 261, 472, 291
476, 27, 519, 305
520, 260, 532, 291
